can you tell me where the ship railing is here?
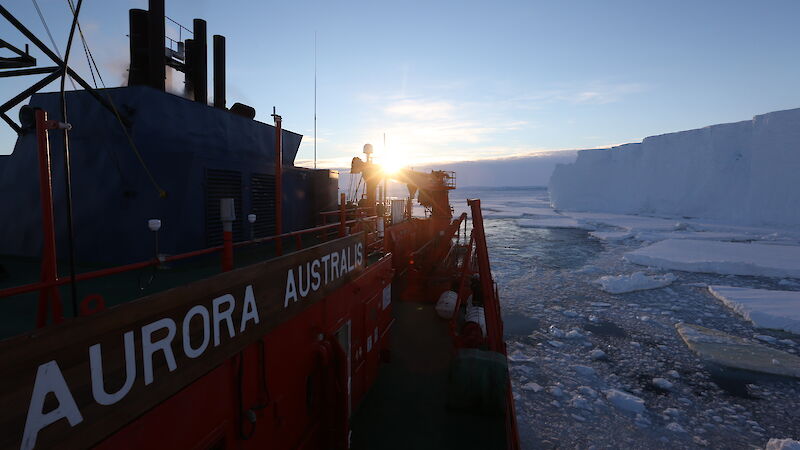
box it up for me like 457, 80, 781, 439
447, 199, 521, 450
0, 214, 380, 339
0, 217, 379, 301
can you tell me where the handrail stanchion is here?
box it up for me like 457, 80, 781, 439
272, 107, 283, 256
339, 193, 346, 237
34, 108, 64, 326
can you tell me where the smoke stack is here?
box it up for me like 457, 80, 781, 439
146, 0, 166, 91
192, 18, 208, 104
213, 35, 226, 109
128, 9, 149, 86
184, 38, 194, 99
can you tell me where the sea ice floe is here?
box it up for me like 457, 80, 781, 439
577, 386, 597, 397
666, 422, 687, 433
652, 377, 674, 390
676, 323, 800, 378
604, 389, 646, 413
663, 407, 680, 416
589, 349, 607, 360
589, 231, 632, 241
625, 239, 800, 278
566, 330, 584, 339
575, 264, 603, 275
766, 438, 800, 450
522, 382, 543, 392
633, 230, 754, 243
508, 351, 536, 362
708, 285, 800, 335
574, 365, 596, 377
570, 396, 592, 410
595, 271, 677, 294
516, 217, 593, 230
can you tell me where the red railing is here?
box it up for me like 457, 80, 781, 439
448, 199, 520, 450
0, 216, 379, 300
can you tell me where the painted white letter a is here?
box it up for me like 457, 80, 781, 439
21, 360, 83, 450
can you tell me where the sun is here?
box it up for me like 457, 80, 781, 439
378, 153, 408, 175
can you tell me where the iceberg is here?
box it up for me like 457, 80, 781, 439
549, 108, 800, 228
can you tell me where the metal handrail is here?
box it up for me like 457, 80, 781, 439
0, 216, 379, 300
319, 206, 372, 217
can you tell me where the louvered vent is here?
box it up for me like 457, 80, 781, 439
205, 169, 243, 246
251, 173, 276, 238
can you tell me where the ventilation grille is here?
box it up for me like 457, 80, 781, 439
251, 173, 276, 238
205, 169, 243, 246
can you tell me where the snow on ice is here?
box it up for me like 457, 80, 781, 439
624, 239, 800, 278
595, 271, 677, 294
708, 285, 800, 335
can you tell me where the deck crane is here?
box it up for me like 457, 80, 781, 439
350, 144, 456, 236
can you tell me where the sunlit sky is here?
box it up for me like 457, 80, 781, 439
3, 0, 800, 168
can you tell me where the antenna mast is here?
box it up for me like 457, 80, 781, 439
314, 31, 317, 169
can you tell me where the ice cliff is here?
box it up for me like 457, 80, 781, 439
548, 108, 800, 227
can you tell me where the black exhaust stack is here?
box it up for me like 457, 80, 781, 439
127, 0, 229, 110
146, 0, 165, 91
192, 19, 207, 105
128, 9, 149, 86
213, 35, 226, 109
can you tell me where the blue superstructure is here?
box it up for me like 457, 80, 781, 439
0, 86, 337, 265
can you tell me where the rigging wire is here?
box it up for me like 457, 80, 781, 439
63, 0, 132, 188
59, 0, 83, 317
63, 0, 166, 198
31, 0, 77, 90
67, 0, 106, 89
313, 31, 317, 169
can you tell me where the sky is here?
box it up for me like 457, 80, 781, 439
3, 0, 800, 171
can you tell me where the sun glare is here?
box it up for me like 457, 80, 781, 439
379, 154, 407, 175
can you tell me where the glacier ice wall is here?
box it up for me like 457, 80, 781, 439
548, 108, 800, 227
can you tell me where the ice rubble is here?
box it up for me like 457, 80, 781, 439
595, 271, 676, 294
708, 286, 800, 335
549, 107, 800, 228
624, 239, 800, 278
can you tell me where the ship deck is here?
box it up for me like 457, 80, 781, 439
350, 296, 507, 450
